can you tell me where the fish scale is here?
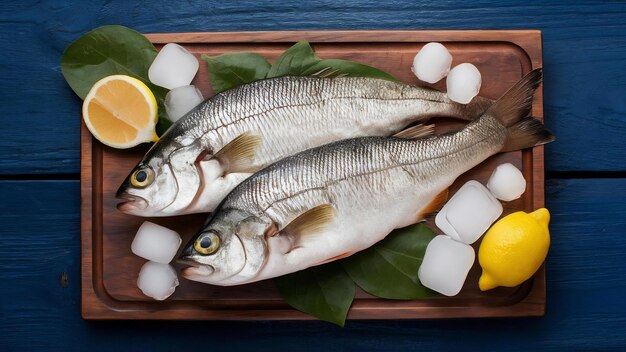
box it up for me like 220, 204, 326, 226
198, 76, 492, 167
226, 115, 506, 231
177, 68, 553, 286
117, 75, 493, 217
187, 113, 515, 285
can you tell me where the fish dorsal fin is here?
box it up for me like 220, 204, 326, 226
309, 67, 348, 79
282, 204, 335, 244
416, 189, 449, 221
393, 124, 435, 139
215, 133, 262, 173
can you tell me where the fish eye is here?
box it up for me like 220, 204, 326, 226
194, 232, 220, 255
130, 167, 154, 188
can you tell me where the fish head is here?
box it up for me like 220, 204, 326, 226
178, 208, 271, 285
116, 158, 177, 216
116, 134, 208, 216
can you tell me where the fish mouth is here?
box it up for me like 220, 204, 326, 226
116, 194, 148, 213
177, 247, 216, 278
179, 263, 215, 280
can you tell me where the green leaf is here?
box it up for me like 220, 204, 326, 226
266, 41, 320, 78
304, 59, 396, 81
342, 223, 437, 299
61, 25, 163, 99
202, 53, 271, 94
274, 262, 355, 327
60, 25, 172, 135
204, 41, 397, 99
155, 112, 173, 136
266, 41, 397, 81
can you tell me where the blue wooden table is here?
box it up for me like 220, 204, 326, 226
1, 0, 625, 350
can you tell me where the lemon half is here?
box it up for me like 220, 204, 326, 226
82, 75, 158, 148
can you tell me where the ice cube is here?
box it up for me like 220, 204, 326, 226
137, 261, 179, 300
436, 180, 503, 244
411, 42, 453, 84
148, 43, 199, 90
487, 163, 526, 201
165, 85, 204, 122
418, 235, 475, 296
131, 221, 182, 264
446, 63, 482, 104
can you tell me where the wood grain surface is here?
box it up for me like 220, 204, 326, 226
1, 0, 625, 350
1, 1, 626, 175
3, 179, 625, 350
80, 30, 545, 320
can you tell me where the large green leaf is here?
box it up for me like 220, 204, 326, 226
202, 53, 271, 94
61, 25, 164, 99
303, 59, 396, 81
60, 25, 171, 135
342, 223, 437, 299
274, 262, 355, 327
265, 41, 396, 80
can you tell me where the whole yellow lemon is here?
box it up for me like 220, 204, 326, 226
478, 208, 551, 291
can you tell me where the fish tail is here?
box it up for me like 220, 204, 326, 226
486, 68, 555, 151
488, 68, 543, 127
454, 95, 494, 121
424, 92, 492, 122
501, 117, 555, 152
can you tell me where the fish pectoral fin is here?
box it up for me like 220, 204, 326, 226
393, 123, 436, 139
416, 189, 449, 221
215, 133, 262, 173
282, 204, 335, 246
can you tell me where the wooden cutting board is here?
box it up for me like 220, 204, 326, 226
81, 30, 545, 320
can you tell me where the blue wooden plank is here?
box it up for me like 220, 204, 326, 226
0, 0, 625, 174
1, 178, 625, 350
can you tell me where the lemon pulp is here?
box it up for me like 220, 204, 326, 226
82, 75, 158, 149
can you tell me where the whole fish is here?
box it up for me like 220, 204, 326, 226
116, 75, 493, 216
178, 69, 554, 286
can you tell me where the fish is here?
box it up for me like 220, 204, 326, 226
116, 75, 494, 217
178, 69, 554, 286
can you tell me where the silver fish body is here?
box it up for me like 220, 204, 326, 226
178, 69, 554, 286
117, 76, 492, 216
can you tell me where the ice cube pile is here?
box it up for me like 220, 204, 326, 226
149, 43, 204, 121
418, 164, 527, 296
133, 221, 182, 300
411, 42, 482, 104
